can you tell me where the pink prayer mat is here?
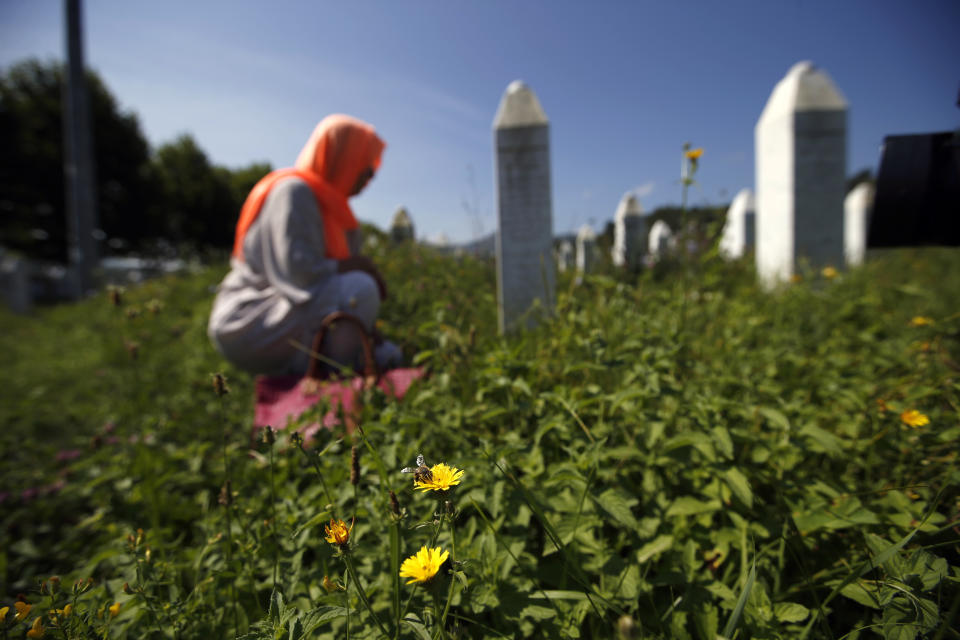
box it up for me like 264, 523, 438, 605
253, 367, 425, 441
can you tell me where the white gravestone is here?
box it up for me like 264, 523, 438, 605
844, 182, 874, 267
719, 188, 756, 258
612, 194, 646, 270
390, 206, 414, 243
648, 220, 675, 258
0, 254, 32, 314
756, 61, 847, 286
576, 224, 597, 275
556, 239, 574, 273
494, 80, 555, 332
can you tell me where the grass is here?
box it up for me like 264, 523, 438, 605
1, 238, 958, 639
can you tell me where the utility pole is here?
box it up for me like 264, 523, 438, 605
62, 0, 98, 296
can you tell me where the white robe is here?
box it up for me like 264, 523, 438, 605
208, 177, 378, 375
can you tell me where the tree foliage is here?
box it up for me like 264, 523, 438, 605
0, 58, 271, 262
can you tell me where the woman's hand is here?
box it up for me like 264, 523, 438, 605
338, 256, 388, 300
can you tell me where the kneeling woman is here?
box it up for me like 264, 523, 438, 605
209, 115, 400, 375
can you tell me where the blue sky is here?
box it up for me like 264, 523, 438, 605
2, 1, 958, 244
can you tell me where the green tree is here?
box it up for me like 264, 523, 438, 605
152, 134, 240, 248
0, 58, 159, 262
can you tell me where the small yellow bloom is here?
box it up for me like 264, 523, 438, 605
15, 602, 31, 621
909, 316, 934, 327
0, 606, 7, 620
26, 617, 45, 638
684, 147, 704, 159
323, 518, 354, 546
399, 546, 449, 585
900, 409, 930, 428
414, 463, 464, 492
821, 266, 838, 279
50, 603, 72, 621
109, 602, 121, 618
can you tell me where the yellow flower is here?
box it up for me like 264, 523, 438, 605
50, 604, 72, 622
821, 266, 838, 279
108, 602, 121, 618
15, 602, 31, 621
684, 147, 704, 159
399, 546, 449, 585
414, 463, 464, 492
26, 617, 45, 638
323, 518, 354, 546
900, 409, 929, 428
909, 316, 934, 327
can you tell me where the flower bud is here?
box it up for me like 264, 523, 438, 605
212, 373, 229, 397
219, 480, 232, 507
350, 446, 360, 486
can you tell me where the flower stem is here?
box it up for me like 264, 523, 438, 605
390, 522, 401, 638
432, 589, 447, 640
268, 441, 279, 592
217, 396, 241, 636
343, 554, 392, 639
440, 508, 457, 627
296, 441, 336, 511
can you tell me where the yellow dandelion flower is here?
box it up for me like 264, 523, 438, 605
323, 518, 354, 546
0, 606, 8, 620
684, 147, 704, 159
108, 602, 121, 618
909, 316, 934, 327
821, 266, 838, 279
414, 463, 464, 492
399, 546, 449, 585
900, 409, 930, 428
26, 617, 45, 639
15, 602, 31, 622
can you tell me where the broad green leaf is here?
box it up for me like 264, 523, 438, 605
593, 488, 640, 529
722, 467, 753, 508
757, 406, 790, 430
636, 535, 674, 563
666, 497, 722, 517
402, 616, 432, 640
774, 602, 809, 623
798, 423, 846, 454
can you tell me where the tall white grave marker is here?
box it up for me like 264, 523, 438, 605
719, 188, 756, 258
390, 206, 414, 243
556, 239, 574, 273
756, 61, 847, 286
844, 182, 874, 267
576, 224, 597, 275
648, 220, 675, 259
494, 80, 555, 332
612, 194, 646, 270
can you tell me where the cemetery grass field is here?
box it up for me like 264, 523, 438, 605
1, 236, 959, 639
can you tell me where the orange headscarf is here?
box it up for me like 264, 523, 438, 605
232, 115, 385, 260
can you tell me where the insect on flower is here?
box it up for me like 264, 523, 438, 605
401, 453, 433, 485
